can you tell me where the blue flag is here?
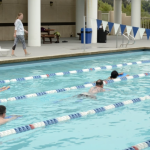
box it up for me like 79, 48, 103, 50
108, 22, 114, 32
120, 24, 126, 35
132, 27, 139, 37
146, 29, 150, 40
97, 19, 102, 29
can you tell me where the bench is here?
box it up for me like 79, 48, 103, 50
0, 49, 10, 56
77, 33, 81, 40
41, 34, 55, 44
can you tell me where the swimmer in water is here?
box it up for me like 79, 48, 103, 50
0, 86, 10, 92
77, 79, 105, 99
0, 105, 20, 125
108, 70, 129, 79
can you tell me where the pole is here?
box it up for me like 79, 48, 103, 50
84, 16, 86, 52
122, 34, 124, 44
116, 31, 118, 48
28, 0, 41, 46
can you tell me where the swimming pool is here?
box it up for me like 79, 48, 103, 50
1, 50, 150, 150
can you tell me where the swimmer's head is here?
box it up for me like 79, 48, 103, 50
0, 105, 6, 118
111, 70, 119, 79
96, 79, 103, 88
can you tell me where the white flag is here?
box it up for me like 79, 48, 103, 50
102, 21, 108, 31
114, 23, 120, 35
139, 28, 145, 39
126, 26, 132, 36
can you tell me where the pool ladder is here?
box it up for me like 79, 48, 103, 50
119, 32, 135, 48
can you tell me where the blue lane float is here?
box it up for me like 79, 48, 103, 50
1, 60, 150, 84
0, 72, 150, 103
0, 95, 149, 138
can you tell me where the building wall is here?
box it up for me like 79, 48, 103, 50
122, 13, 131, 26
0, 0, 76, 41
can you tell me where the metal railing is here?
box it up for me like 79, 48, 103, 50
118, 32, 135, 48
120, 33, 129, 48
99, 11, 150, 30
141, 17, 150, 29
128, 34, 135, 45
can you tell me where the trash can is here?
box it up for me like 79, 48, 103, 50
81, 28, 92, 44
97, 28, 109, 43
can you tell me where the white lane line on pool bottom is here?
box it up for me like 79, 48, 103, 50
0, 72, 150, 103
0, 60, 150, 84
0, 95, 149, 138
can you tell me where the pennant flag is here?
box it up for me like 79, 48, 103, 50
108, 22, 114, 32
120, 24, 126, 35
132, 27, 139, 37
114, 23, 120, 35
146, 29, 150, 40
97, 19, 102, 29
126, 26, 132, 36
139, 28, 145, 39
102, 21, 108, 31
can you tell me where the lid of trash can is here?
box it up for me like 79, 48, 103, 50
81, 28, 92, 32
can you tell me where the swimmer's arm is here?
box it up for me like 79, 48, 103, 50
0, 86, 10, 92
120, 75, 130, 78
0, 115, 19, 125
6, 86, 10, 89
0, 87, 6, 90
0, 119, 9, 125
3, 119, 10, 124
7, 115, 21, 122
119, 72, 124, 75
0, 88, 7, 92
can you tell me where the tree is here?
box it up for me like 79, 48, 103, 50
122, 3, 131, 16
122, 2, 149, 17
101, 0, 129, 7
99, 0, 150, 17
98, 0, 113, 12
101, 0, 113, 7
122, 0, 129, 7
142, 0, 150, 12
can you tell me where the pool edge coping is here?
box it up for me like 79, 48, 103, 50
0, 46, 149, 65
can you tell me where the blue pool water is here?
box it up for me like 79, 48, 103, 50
1, 51, 150, 150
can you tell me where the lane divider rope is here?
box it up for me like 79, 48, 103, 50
0, 95, 150, 138
1, 60, 150, 84
0, 72, 150, 103
123, 139, 150, 150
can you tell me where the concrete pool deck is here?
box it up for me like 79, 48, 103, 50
0, 35, 150, 64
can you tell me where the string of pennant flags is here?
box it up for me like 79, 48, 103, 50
96, 19, 150, 39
